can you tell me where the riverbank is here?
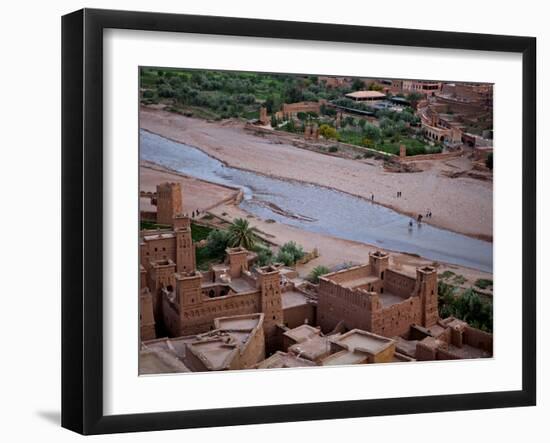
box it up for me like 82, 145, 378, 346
140, 107, 493, 241
209, 201, 493, 288
139, 160, 492, 287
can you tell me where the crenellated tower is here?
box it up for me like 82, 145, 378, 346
156, 182, 183, 226
256, 265, 283, 347
415, 266, 439, 327
174, 215, 195, 273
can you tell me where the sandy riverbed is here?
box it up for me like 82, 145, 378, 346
140, 107, 492, 241
140, 162, 492, 286
208, 202, 492, 286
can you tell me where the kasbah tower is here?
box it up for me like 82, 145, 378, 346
156, 182, 183, 225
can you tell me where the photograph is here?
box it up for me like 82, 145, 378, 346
138, 68, 494, 374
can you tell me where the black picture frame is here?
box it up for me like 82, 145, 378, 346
61, 8, 537, 435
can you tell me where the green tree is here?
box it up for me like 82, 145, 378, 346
265, 95, 278, 113
368, 82, 384, 92
204, 229, 230, 257
276, 251, 295, 266
351, 78, 365, 91
284, 85, 303, 103
280, 241, 305, 261
275, 241, 305, 266
406, 92, 423, 108
363, 123, 381, 141
284, 119, 296, 133
253, 245, 274, 266
308, 265, 330, 283
227, 218, 258, 250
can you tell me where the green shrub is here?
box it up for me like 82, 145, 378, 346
275, 250, 295, 266
319, 124, 339, 140
204, 229, 230, 257
475, 278, 493, 290
438, 282, 493, 332
275, 241, 305, 266
308, 265, 330, 283
253, 245, 274, 266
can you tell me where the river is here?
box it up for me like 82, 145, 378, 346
140, 130, 493, 273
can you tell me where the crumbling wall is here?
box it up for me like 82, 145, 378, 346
239, 325, 266, 369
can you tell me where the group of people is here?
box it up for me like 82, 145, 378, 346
409, 209, 433, 229
369, 190, 434, 229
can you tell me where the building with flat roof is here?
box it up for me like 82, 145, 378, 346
329, 329, 396, 364
141, 313, 265, 373
345, 90, 386, 102
139, 186, 317, 349
139, 347, 191, 375
254, 351, 317, 369
400, 80, 442, 96
318, 251, 439, 338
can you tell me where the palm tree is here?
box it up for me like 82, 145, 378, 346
227, 218, 257, 250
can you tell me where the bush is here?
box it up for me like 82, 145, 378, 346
308, 265, 330, 283
204, 229, 230, 257
362, 138, 375, 149
438, 282, 493, 332
158, 84, 175, 98
475, 278, 493, 290
319, 124, 339, 140
275, 241, 305, 266
253, 245, 274, 266
275, 250, 295, 266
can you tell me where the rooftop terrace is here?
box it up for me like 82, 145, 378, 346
335, 329, 395, 355
321, 350, 369, 366
215, 313, 263, 331
283, 324, 320, 344
281, 290, 312, 309
255, 351, 316, 369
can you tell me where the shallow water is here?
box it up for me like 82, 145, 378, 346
140, 130, 493, 272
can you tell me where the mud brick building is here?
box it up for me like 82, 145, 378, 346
317, 251, 439, 338
140, 313, 266, 373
